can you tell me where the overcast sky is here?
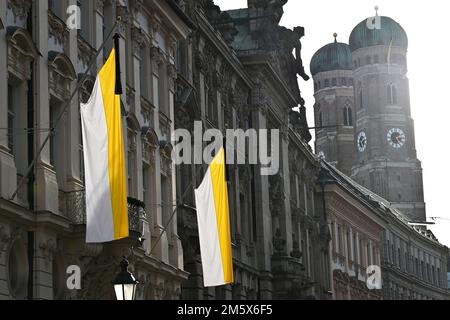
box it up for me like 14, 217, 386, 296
215, 0, 450, 247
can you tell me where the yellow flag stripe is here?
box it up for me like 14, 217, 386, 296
99, 48, 128, 240
210, 148, 234, 284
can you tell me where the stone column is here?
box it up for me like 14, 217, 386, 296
168, 58, 183, 270
149, 46, 168, 264
34, 0, 59, 214
0, 0, 17, 200
66, 0, 83, 191
279, 124, 293, 256
251, 102, 273, 299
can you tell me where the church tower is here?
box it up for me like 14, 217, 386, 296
311, 34, 355, 176
349, 13, 426, 221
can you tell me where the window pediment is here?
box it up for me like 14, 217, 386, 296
48, 52, 76, 101
6, 27, 37, 80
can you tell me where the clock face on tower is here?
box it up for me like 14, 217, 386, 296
357, 131, 367, 153
387, 128, 406, 149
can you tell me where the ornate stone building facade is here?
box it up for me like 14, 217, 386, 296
175, 0, 330, 300
0, 0, 191, 300
0, 0, 333, 300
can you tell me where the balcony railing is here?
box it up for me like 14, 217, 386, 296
61, 190, 146, 235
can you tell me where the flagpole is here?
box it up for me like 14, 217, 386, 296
10, 20, 120, 201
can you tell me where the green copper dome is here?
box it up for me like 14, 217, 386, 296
310, 40, 352, 76
349, 16, 408, 52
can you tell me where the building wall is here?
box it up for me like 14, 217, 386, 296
0, 0, 190, 300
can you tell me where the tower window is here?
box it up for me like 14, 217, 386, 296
341, 78, 347, 86
343, 103, 353, 126
388, 84, 398, 105
324, 79, 330, 88
332, 78, 337, 87
358, 83, 364, 110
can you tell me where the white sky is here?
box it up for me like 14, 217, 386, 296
215, 0, 450, 247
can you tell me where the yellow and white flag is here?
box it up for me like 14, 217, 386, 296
194, 148, 234, 287
80, 46, 128, 243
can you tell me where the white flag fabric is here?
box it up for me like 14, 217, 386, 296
80, 48, 128, 243
194, 148, 234, 287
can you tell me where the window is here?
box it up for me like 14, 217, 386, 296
49, 0, 64, 19
347, 231, 352, 260
324, 79, 330, 88
77, 0, 91, 42
127, 127, 137, 198
330, 222, 335, 252
341, 78, 347, 86
318, 81, 321, 90
7, 85, 14, 153
357, 82, 364, 110
337, 225, 342, 254
387, 84, 398, 105
359, 239, 364, 266
143, 164, 150, 209
161, 175, 172, 238
366, 56, 371, 65
140, 47, 150, 100
158, 63, 167, 115
374, 55, 379, 64
343, 103, 353, 126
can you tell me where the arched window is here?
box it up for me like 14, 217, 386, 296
358, 82, 364, 110
343, 103, 353, 126
392, 86, 398, 104
387, 84, 398, 105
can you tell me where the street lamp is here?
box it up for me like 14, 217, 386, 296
113, 256, 139, 300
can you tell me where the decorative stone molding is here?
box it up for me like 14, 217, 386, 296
150, 46, 165, 70
131, 26, 150, 55
48, 11, 69, 47
48, 52, 77, 101
77, 36, 96, 67
0, 226, 22, 259
7, 0, 32, 24
167, 63, 178, 90
7, 27, 37, 80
